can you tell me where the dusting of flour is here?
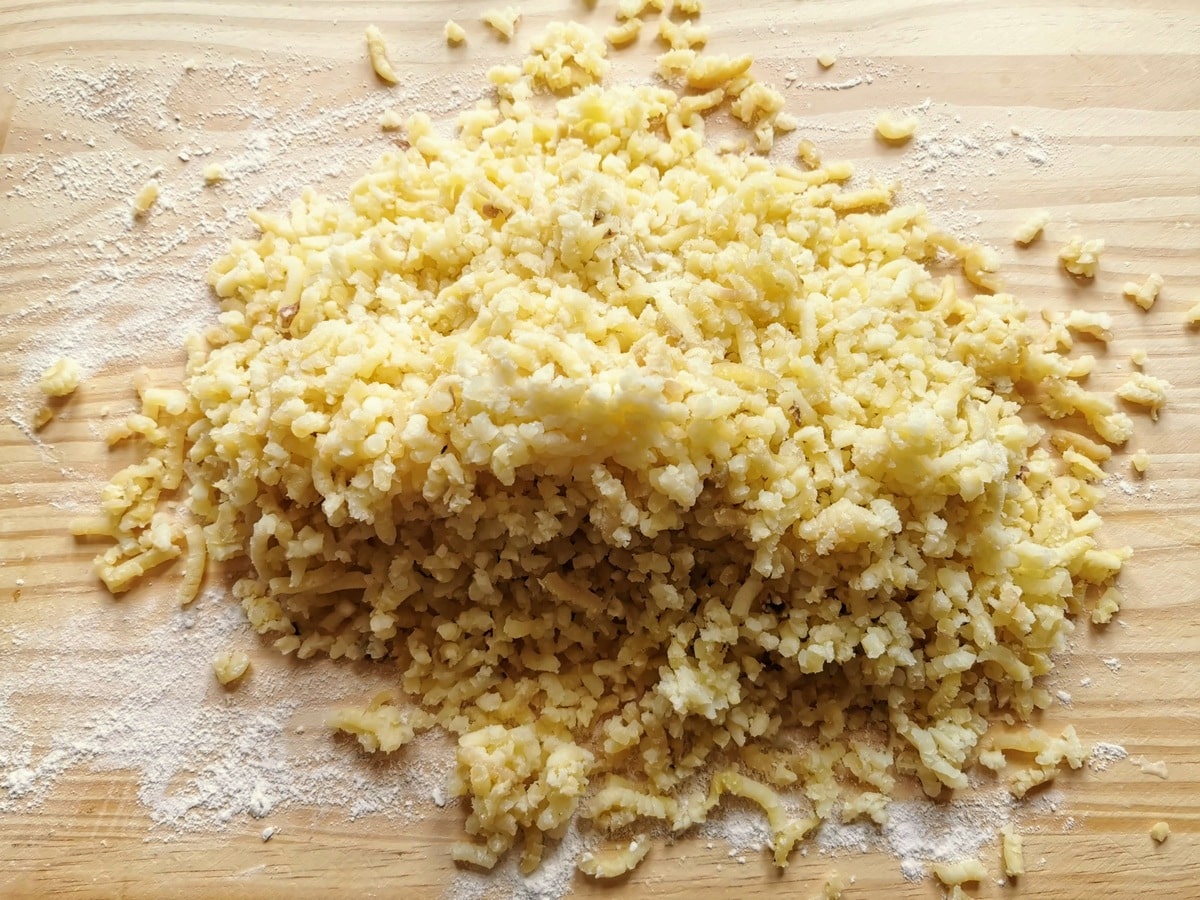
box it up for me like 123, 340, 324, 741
0, 591, 455, 833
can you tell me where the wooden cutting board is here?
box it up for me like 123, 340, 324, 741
1, 1, 1197, 896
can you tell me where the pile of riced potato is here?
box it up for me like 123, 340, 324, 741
82, 0, 1155, 885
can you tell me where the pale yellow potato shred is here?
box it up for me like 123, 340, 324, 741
212, 648, 251, 686
131, 179, 159, 217
1012, 210, 1049, 246
1059, 235, 1104, 277
39, 357, 82, 397
1123, 272, 1163, 311
933, 857, 988, 886
83, 21, 1134, 878
363, 25, 399, 85
875, 112, 919, 143
1000, 823, 1025, 877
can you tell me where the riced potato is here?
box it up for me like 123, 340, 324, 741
1058, 235, 1104, 277
131, 179, 159, 216
212, 649, 251, 686
39, 357, 81, 397
1013, 210, 1049, 246
80, 20, 1135, 877
605, 18, 642, 46
364, 25, 399, 84
1116, 371, 1170, 420
1000, 824, 1025, 877
932, 858, 988, 886
445, 20, 468, 45
1123, 273, 1163, 311
875, 112, 918, 143
378, 109, 404, 131
483, 6, 522, 40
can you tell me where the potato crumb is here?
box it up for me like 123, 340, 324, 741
1051, 429, 1112, 463
1187, 301, 1200, 325
1130, 347, 1147, 367
1063, 309, 1113, 343
673, 0, 702, 15
379, 109, 404, 131
39, 357, 82, 397
1013, 210, 1050, 246
983, 726, 1089, 798
796, 139, 821, 169
978, 748, 1007, 771
819, 871, 846, 899
674, 51, 752, 88
1116, 371, 1170, 420
212, 649, 251, 686
605, 18, 641, 46
658, 17, 709, 49
817, 52, 837, 68
445, 19, 467, 45
578, 835, 651, 878
364, 25, 399, 84
875, 112, 918, 143
616, 0, 659, 20
1000, 825, 1025, 877
1131, 448, 1149, 474
330, 694, 434, 752
1150, 821, 1170, 843
202, 163, 227, 185
1091, 585, 1124, 625
960, 243, 1002, 292
1058, 236, 1104, 278
132, 179, 159, 217
483, 6, 521, 40
32, 406, 54, 430
1122, 273, 1163, 311
932, 858, 988, 886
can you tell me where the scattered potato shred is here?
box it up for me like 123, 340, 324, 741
80, 16, 1139, 881
39, 357, 82, 397
212, 649, 251, 686
875, 112, 918, 142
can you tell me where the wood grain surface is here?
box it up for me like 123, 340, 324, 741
2, 1, 1199, 897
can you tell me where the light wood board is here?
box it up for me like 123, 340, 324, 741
1, 0, 1198, 897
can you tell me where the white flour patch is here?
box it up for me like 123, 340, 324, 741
1103, 474, 1159, 502
1088, 742, 1128, 772
892, 114, 1058, 239
0, 592, 452, 832
815, 816, 876, 855
883, 792, 1014, 872
1026, 788, 1067, 816
445, 819, 586, 900
698, 805, 773, 854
